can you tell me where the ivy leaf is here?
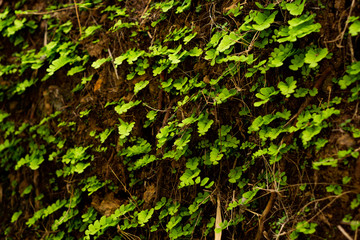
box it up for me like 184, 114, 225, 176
278, 76, 297, 97
304, 47, 328, 68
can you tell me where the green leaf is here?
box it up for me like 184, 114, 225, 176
304, 47, 328, 68
252, 10, 278, 31
118, 120, 135, 139
99, 128, 113, 143
166, 215, 182, 231
21, 185, 33, 197
122, 138, 151, 157
186, 158, 200, 170
115, 100, 141, 115
160, 0, 175, 12
74, 162, 91, 174
13, 79, 35, 95
110, 19, 137, 31
11, 211, 22, 223
114, 49, 145, 65
276, 14, 321, 43
0, 110, 10, 123
132, 154, 157, 170
254, 87, 279, 106
138, 208, 154, 226
347, 61, 360, 75
188, 47, 203, 56
285, 0, 305, 16
278, 76, 297, 97
176, 0, 191, 14
228, 167, 242, 183
47, 55, 72, 76
67, 65, 86, 76
197, 113, 214, 136
91, 58, 111, 69
144, 110, 157, 128
178, 114, 196, 128
183, 32, 197, 44
217, 32, 242, 52
179, 169, 201, 188
81, 25, 102, 39
294, 87, 309, 98
214, 88, 237, 104
289, 53, 305, 71
255, 2, 276, 10
6, 18, 26, 37
296, 221, 317, 234
301, 125, 322, 146
210, 147, 223, 165
349, 20, 360, 36
134, 80, 149, 94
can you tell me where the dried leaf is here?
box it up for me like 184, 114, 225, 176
94, 78, 103, 92
215, 194, 222, 240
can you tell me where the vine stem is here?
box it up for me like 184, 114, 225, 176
73, 0, 82, 36
255, 190, 276, 240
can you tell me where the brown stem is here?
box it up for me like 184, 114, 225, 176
255, 191, 276, 240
